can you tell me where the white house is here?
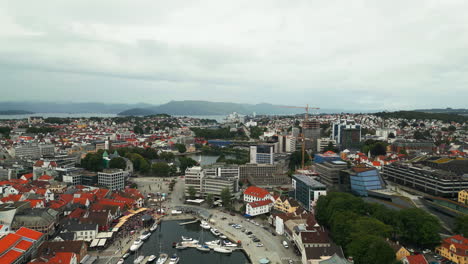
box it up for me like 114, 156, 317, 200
246, 199, 273, 217
243, 186, 273, 203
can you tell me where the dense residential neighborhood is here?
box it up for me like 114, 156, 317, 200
0, 110, 466, 264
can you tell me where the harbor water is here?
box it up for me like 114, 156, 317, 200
124, 220, 249, 264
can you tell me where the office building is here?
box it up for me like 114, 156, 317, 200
382, 159, 468, 197
391, 140, 435, 154
250, 145, 274, 164
278, 135, 296, 153
291, 127, 300, 138
332, 120, 361, 150
317, 138, 337, 152
97, 169, 128, 190
239, 163, 289, 187
292, 174, 327, 211
315, 160, 348, 186
14, 143, 40, 158
342, 166, 385, 196
302, 120, 320, 151
184, 166, 238, 198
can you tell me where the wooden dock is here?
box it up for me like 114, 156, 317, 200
179, 218, 198, 225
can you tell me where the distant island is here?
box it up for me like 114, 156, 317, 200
0, 110, 34, 115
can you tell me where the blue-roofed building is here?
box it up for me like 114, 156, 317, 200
314, 151, 341, 164
292, 174, 327, 211
344, 166, 385, 196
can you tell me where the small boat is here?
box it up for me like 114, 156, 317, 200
130, 239, 144, 252
134, 255, 145, 264
196, 244, 211, 252
148, 255, 157, 262
181, 239, 199, 245
156, 253, 168, 264
140, 231, 152, 241
213, 247, 233, 254
123, 253, 130, 259
117, 259, 125, 264
175, 243, 187, 249
205, 240, 220, 246
168, 254, 179, 264
224, 241, 238, 247
181, 236, 192, 241
210, 228, 221, 236
150, 222, 159, 232
200, 221, 211, 229
219, 235, 227, 239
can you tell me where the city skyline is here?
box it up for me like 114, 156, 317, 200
2, 0, 468, 110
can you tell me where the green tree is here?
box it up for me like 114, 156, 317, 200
178, 157, 197, 172
289, 150, 310, 170
346, 235, 396, 264
81, 153, 104, 171
351, 216, 393, 238
109, 157, 127, 170
206, 194, 214, 207
329, 211, 360, 246
399, 149, 408, 155
323, 142, 338, 153
397, 208, 441, 247
152, 162, 171, 176
133, 126, 144, 134
388, 132, 396, 138
220, 187, 232, 209
413, 131, 426, 140
371, 142, 387, 156
187, 186, 197, 199
448, 125, 456, 132
160, 152, 175, 162
175, 143, 187, 153
454, 215, 468, 237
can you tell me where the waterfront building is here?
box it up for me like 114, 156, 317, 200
246, 199, 273, 217
239, 163, 283, 181
97, 169, 128, 191
291, 174, 327, 211
243, 186, 272, 203
184, 166, 238, 198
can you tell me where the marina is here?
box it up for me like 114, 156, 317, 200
122, 220, 249, 264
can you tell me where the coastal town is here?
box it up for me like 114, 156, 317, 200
0, 110, 466, 264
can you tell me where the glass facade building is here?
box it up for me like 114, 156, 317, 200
292, 174, 327, 211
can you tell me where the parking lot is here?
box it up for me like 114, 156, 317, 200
211, 211, 301, 264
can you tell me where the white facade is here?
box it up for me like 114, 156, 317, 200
243, 193, 273, 203
246, 200, 273, 216
97, 169, 128, 190
275, 216, 285, 235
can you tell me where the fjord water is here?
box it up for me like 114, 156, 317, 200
124, 220, 249, 264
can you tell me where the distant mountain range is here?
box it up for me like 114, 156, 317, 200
1, 101, 465, 116
117, 101, 348, 116
0, 110, 34, 115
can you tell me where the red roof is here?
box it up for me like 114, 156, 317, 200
25, 199, 44, 208
0, 234, 22, 255
22, 173, 33, 180
439, 235, 468, 256
248, 199, 273, 208
33, 160, 44, 167
0, 249, 23, 264
372, 161, 381, 166
244, 186, 270, 199
15, 227, 44, 241
38, 175, 53, 181
405, 254, 428, 264
68, 208, 86, 219
14, 240, 33, 251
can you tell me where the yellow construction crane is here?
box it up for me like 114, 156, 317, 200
278, 104, 320, 170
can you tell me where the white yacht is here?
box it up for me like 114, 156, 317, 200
150, 222, 158, 232
117, 259, 124, 264
200, 221, 211, 229
224, 241, 238, 247
156, 253, 168, 264
140, 231, 151, 241
213, 247, 233, 254
148, 255, 157, 262
181, 236, 193, 241
130, 239, 144, 252
134, 255, 145, 264
210, 228, 221, 236
168, 254, 179, 264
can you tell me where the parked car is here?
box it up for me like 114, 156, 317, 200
271, 232, 277, 236
256, 243, 264, 247
282, 241, 289, 248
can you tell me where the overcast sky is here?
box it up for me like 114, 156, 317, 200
1, 0, 467, 110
